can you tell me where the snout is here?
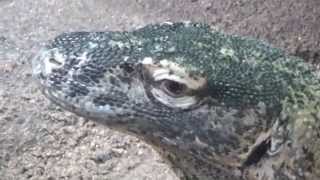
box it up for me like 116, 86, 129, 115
31, 32, 135, 123
32, 47, 67, 87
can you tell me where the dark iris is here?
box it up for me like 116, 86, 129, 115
162, 80, 187, 96
119, 62, 134, 73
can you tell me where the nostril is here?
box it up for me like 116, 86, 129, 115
49, 57, 63, 66
32, 48, 66, 78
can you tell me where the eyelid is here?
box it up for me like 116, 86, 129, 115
142, 63, 207, 90
150, 87, 198, 109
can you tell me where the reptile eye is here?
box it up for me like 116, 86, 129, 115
161, 80, 187, 97
119, 62, 134, 73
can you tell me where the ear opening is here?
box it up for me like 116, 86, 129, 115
243, 138, 271, 167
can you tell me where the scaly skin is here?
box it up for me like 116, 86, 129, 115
32, 22, 320, 180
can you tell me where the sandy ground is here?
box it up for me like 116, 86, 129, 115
0, 0, 319, 179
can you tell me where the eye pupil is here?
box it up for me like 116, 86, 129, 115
119, 62, 134, 73
164, 80, 186, 95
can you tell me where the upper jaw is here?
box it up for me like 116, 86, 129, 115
32, 47, 67, 87
31, 45, 143, 124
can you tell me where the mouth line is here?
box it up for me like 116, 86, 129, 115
40, 83, 132, 122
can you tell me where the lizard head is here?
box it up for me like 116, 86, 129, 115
33, 23, 307, 178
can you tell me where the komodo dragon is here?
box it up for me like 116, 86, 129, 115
32, 22, 320, 180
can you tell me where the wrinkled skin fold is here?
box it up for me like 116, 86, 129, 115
33, 22, 320, 180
